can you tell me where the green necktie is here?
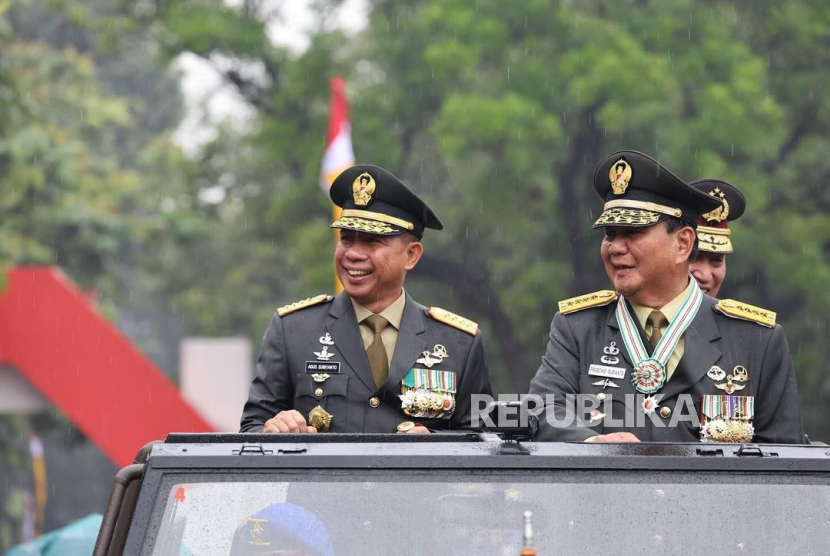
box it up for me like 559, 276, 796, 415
647, 310, 669, 352
365, 315, 389, 388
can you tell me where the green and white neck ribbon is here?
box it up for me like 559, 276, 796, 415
615, 277, 703, 394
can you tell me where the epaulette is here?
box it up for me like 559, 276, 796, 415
427, 307, 478, 336
276, 294, 334, 317
558, 290, 618, 315
714, 299, 776, 328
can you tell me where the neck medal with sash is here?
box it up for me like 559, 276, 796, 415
615, 279, 703, 394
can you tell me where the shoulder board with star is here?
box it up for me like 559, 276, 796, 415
714, 299, 776, 328
427, 307, 478, 336
558, 290, 618, 315
276, 294, 334, 317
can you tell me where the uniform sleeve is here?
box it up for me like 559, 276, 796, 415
528, 312, 595, 442
449, 330, 494, 431
239, 314, 295, 432
753, 324, 804, 444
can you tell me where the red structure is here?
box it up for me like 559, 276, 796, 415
0, 266, 214, 467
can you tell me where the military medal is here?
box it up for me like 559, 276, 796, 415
589, 410, 606, 424
308, 405, 332, 432
700, 395, 755, 443
399, 368, 457, 419
641, 395, 660, 415
616, 277, 703, 394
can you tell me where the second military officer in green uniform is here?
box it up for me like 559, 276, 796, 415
529, 151, 804, 444
240, 165, 493, 434
688, 178, 746, 297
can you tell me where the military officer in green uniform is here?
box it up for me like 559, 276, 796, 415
240, 165, 492, 434
529, 151, 803, 444
688, 179, 746, 297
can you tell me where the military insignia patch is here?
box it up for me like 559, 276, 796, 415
715, 299, 776, 328
609, 158, 632, 195
558, 290, 618, 315
352, 172, 376, 206
276, 294, 334, 317
427, 307, 478, 336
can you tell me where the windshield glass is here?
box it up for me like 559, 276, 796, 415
144, 470, 830, 555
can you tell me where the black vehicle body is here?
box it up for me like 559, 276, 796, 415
95, 434, 830, 556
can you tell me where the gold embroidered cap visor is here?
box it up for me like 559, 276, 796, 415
592, 150, 723, 229
697, 226, 734, 254
331, 207, 415, 236
329, 164, 443, 239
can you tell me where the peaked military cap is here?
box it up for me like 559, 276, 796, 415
690, 178, 746, 254
230, 503, 335, 556
330, 165, 442, 239
592, 151, 723, 229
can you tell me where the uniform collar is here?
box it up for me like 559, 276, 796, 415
629, 277, 695, 330
351, 290, 406, 330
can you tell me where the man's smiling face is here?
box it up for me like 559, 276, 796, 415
334, 230, 422, 312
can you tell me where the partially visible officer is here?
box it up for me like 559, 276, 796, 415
240, 165, 492, 434
228, 503, 335, 556
529, 151, 803, 443
688, 179, 746, 297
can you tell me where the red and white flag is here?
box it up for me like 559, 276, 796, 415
320, 76, 355, 190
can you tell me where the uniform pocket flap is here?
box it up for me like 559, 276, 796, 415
295, 373, 349, 398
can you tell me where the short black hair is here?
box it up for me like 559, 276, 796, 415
664, 217, 698, 261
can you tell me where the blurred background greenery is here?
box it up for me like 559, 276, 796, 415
1, 0, 828, 548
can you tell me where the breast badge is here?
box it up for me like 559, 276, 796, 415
600, 341, 620, 365
711, 365, 749, 395
415, 344, 448, 368
314, 346, 335, 361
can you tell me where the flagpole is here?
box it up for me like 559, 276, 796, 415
320, 76, 354, 295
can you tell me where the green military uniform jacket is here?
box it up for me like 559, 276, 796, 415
529, 294, 804, 443
240, 292, 492, 433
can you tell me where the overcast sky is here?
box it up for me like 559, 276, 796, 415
173, 0, 368, 154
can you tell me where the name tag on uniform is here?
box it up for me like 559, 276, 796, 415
588, 364, 626, 379
305, 361, 341, 373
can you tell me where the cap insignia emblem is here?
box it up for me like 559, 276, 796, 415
247, 518, 270, 546
609, 158, 632, 195
352, 172, 376, 206
702, 187, 729, 223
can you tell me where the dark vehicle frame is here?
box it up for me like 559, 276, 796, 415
94, 433, 830, 556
